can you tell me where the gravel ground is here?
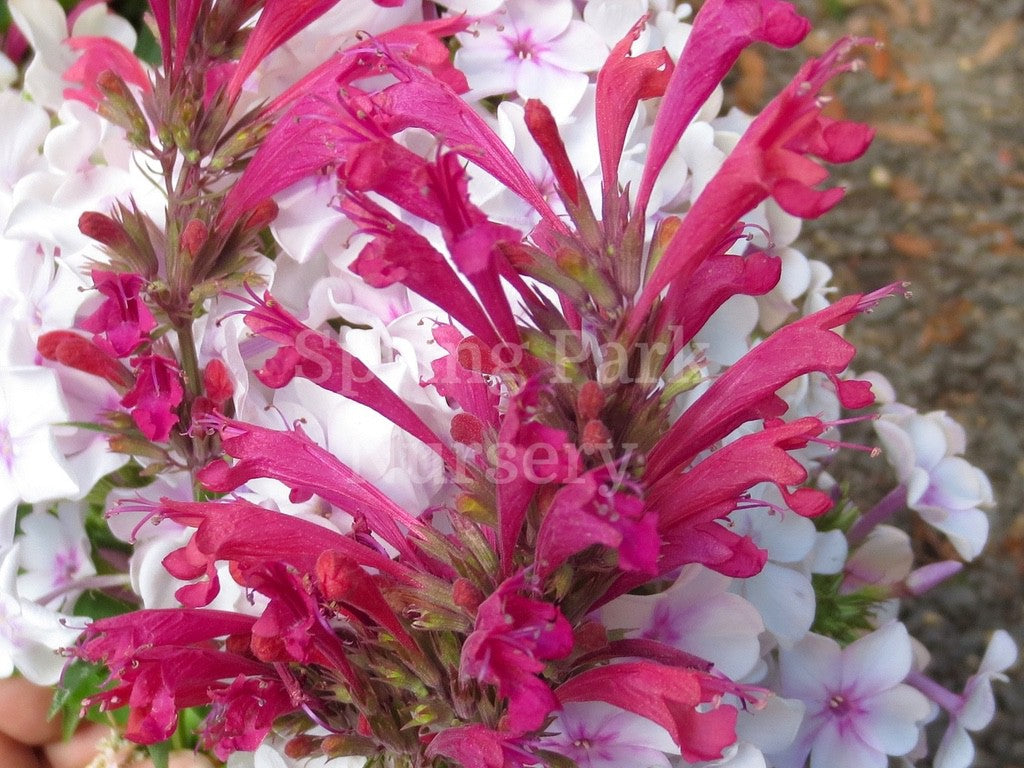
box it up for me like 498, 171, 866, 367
749, 0, 1024, 763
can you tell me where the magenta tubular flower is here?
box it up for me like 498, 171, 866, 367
196, 414, 430, 562
632, 0, 812, 217
80, 269, 158, 358
628, 37, 874, 334
236, 289, 457, 469
120, 354, 184, 442
460, 574, 574, 734
147, 0, 201, 76
77, 609, 291, 749
63, 36, 152, 108
73, 2, 895, 764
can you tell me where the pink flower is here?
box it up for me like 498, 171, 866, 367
535, 465, 658, 579
120, 354, 183, 441
460, 573, 574, 734
236, 289, 456, 469
630, 37, 873, 331
80, 269, 157, 358
36, 330, 131, 389
425, 723, 537, 768
63, 35, 150, 108
77, 608, 289, 749
633, 0, 812, 216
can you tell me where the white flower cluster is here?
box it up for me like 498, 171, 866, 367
0, 1, 1012, 768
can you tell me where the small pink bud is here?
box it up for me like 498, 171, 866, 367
577, 381, 605, 421
581, 419, 612, 452
906, 561, 963, 596
284, 735, 320, 759
450, 413, 484, 446
203, 359, 234, 405
181, 218, 209, 257
242, 198, 279, 231
79, 211, 131, 251
452, 578, 483, 613
37, 331, 131, 388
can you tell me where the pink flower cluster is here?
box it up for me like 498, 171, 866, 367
0, 1, 1013, 767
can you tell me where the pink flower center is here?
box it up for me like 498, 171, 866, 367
508, 30, 538, 61
52, 547, 82, 589
828, 693, 851, 715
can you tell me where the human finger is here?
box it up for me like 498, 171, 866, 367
0, 677, 63, 745
0, 731, 43, 768
43, 721, 114, 768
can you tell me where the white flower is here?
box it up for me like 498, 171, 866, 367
875, 404, 993, 560
455, 0, 607, 119
16, 502, 95, 610
0, 367, 78, 540
728, 493, 845, 648
539, 701, 678, 768
0, 544, 82, 684
774, 622, 931, 768
0, 90, 50, 222
8, 0, 136, 111
843, 524, 913, 592
600, 564, 764, 680
932, 630, 1018, 768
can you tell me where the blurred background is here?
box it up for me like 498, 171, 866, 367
1, 0, 1022, 764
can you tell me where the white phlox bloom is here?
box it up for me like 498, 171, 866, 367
455, 0, 607, 120
874, 402, 993, 560
538, 701, 678, 768
0, 366, 79, 538
774, 622, 931, 768
600, 564, 764, 680
0, 544, 82, 684
6, 100, 161, 272
932, 630, 1018, 768
726, 488, 846, 648
16, 502, 95, 610
0, 90, 50, 221
843, 524, 913, 593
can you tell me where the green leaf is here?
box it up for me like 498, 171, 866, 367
134, 23, 160, 66
49, 660, 109, 741
73, 588, 134, 620
147, 741, 171, 768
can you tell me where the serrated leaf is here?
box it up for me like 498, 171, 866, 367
50, 660, 109, 740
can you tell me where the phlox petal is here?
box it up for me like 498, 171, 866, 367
742, 563, 815, 647
918, 506, 989, 562
779, 632, 841, 700
933, 723, 974, 768
736, 696, 805, 755
542, 21, 610, 73
809, 722, 885, 768
840, 622, 912, 697
854, 685, 930, 755
505, 0, 573, 41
